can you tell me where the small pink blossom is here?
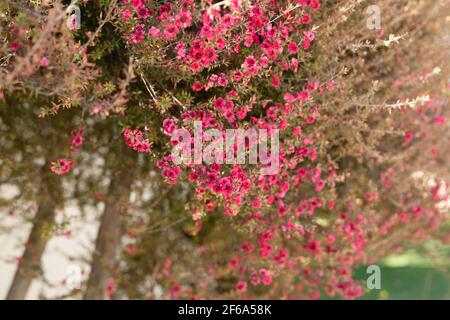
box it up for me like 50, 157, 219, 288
40, 57, 49, 68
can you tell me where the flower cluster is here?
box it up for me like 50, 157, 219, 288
114, 0, 449, 299
123, 128, 151, 153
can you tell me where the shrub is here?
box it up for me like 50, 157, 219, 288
0, 0, 449, 299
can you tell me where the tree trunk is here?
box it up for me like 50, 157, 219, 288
83, 155, 135, 300
6, 168, 61, 300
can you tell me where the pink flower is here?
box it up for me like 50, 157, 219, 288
176, 12, 192, 29
309, 291, 320, 300
236, 107, 248, 120
434, 116, 446, 124
50, 159, 74, 175
302, 39, 311, 50
235, 281, 247, 292
190, 61, 202, 72
71, 132, 83, 146
131, 0, 143, 8
192, 81, 204, 91
327, 234, 336, 245
123, 129, 151, 153
136, 6, 149, 19
10, 42, 21, 51
105, 279, 117, 299
163, 118, 178, 135
71, 130, 84, 154
303, 31, 315, 42
262, 275, 272, 285
164, 24, 179, 40
126, 244, 137, 255
404, 131, 413, 144
91, 103, 104, 114
251, 199, 261, 208
299, 89, 309, 101
326, 80, 335, 90
39, 57, 49, 67
287, 42, 299, 54
216, 38, 226, 50
121, 9, 133, 20
229, 258, 239, 268
284, 93, 295, 102
272, 75, 280, 87
301, 13, 311, 24
148, 26, 160, 38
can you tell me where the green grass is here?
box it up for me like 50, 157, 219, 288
323, 246, 450, 299
353, 266, 450, 299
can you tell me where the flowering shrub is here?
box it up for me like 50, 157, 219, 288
0, 0, 449, 299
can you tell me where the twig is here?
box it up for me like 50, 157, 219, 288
140, 74, 158, 105
82, 0, 118, 48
